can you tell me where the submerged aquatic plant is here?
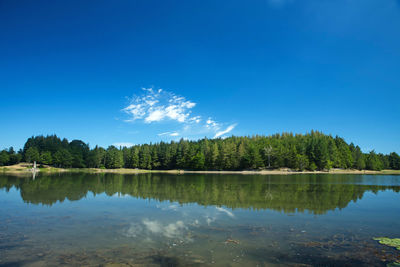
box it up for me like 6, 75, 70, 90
373, 237, 400, 250
386, 261, 400, 267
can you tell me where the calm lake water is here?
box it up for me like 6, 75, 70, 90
0, 173, 400, 267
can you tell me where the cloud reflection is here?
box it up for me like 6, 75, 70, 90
123, 219, 190, 241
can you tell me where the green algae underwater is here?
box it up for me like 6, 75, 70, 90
373, 237, 400, 250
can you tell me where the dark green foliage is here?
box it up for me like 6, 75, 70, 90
389, 152, 400, 170
105, 146, 123, 169
53, 149, 73, 168
0, 150, 10, 166
296, 154, 309, 171
350, 145, 366, 170
25, 147, 40, 163
0, 147, 22, 166
335, 137, 353, 169
1, 132, 396, 171
40, 151, 53, 165
366, 150, 383, 171
69, 140, 89, 168
192, 151, 205, 170
87, 146, 106, 168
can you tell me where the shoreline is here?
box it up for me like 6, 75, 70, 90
1, 163, 400, 176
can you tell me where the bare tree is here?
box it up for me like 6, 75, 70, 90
263, 145, 273, 168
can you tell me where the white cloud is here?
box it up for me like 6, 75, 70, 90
214, 124, 237, 138
123, 88, 237, 139
123, 88, 196, 124
113, 142, 134, 147
145, 109, 165, 123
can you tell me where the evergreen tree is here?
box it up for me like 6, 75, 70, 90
53, 149, 73, 167
336, 137, 353, 168
151, 146, 160, 169
14, 132, 399, 171
131, 147, 140, 168
209, 143, 219, 170
25, 147, 40, 163
236, 142, 246, 169
244, 143, 263, 169
192, 152, 205, 170
40, 151, 53, 165
9, 152, 22, 165
296, 154, 309, 171
352, 146, 366, 170
105, 146, 124, 169
389, 152, 400, 170
139, 145, 152, 169
314, 138, 329, 170
366, 150, 383, 171
0, 150, 10, 166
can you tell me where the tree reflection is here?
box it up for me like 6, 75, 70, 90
0, 173, 398, 214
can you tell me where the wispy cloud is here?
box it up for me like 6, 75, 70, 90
206, 118, 219, 128
123, 88, 237, 139
214, 124, 237, 138
158, 131, 180, 137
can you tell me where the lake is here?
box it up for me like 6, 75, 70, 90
0, 173, 399, 266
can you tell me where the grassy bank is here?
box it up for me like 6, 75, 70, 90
1, 163, 400, 176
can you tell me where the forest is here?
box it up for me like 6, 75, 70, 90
0, 131, 399, 171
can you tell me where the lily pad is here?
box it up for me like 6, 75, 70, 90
373, 237, 400, 250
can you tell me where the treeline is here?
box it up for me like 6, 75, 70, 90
1, 131, 400, 171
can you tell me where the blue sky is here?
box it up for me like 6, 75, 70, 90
0, 0, 399, 153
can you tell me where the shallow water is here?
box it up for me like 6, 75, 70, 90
0, 173, 399, 266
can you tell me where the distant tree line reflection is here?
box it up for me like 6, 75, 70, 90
1, 174, 399, 215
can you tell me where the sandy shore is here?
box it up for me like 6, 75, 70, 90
1, 163, 400, 176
